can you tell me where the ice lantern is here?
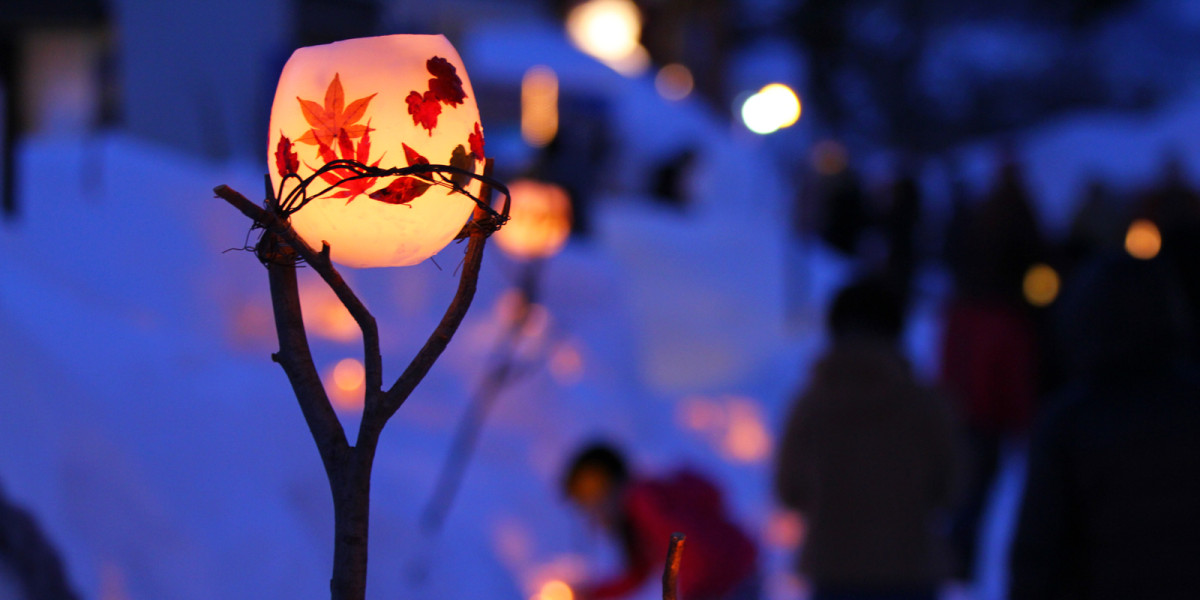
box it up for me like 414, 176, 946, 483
268, 35, 485, 268
493, 179, 573, 259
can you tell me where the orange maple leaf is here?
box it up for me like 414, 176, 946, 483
295, 73, 377, 149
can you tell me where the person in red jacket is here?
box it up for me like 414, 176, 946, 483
562, 443, 759, 600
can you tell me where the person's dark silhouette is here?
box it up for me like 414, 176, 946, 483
1009, 254, 1200, 599
775, 278, 961, 600
941, 150, 1043, 582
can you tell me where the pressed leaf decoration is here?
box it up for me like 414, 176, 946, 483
282, 59, 479, 209
369, 143, 433, 206
275, 133, 300, 177
468, 122, 485, 162
406, 90, 442, 135
296, 73, 376, 148
427, 57, 467, 107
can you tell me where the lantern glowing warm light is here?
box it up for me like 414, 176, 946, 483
1125, 218, 1162, 260
521, 66, 558, 148
533, 580, 574, 600
268, 35, 485, 268
566, 0, 649, 75
328, 358, 365, 411
493, 179, 573, 260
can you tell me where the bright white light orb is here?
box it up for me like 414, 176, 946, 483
740, 83, 802, 135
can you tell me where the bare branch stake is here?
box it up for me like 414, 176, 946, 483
663, 532, 686, 600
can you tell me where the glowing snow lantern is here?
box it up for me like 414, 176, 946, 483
268, 34, 486, 268
566, 0, 649, 75
493, 179, 573, 260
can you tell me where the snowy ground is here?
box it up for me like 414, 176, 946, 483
5, 16, 1200, 600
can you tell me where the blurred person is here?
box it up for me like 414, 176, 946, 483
820, 164, 869, 257
562, 443, 759, 600
1009, 253, 1200, 600
775, 278, 961, 600
1135, 154, 1200, 351
940, 149, 1043, 583
884, 163, 922, 305
1064, 178, 1124, 266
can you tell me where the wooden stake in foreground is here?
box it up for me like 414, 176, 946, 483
663, 532, 686, 600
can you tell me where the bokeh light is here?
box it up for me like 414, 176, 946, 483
655, 63, 694, 101
522, 66, 558, 148
333, 358, 364, 392
549, 342, 585, 385
534, 580, 574, 600
566, 0, 648, 75
765, 510, 804, 549
328, 358, 365, 411
811, 139, 848, 175
1125, 218, 1162, 260
724, 397, 771, 462
300, 277, 359, 343
676, 395, 771, 463
494, 178, 573, 259
1022, 263, 1060, 308
740, 83, 801, 135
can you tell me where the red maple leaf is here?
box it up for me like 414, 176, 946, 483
406, 90, 442, 135
369, 143, 433, 205
427, 56, 467, 107
295, 73, 376, 149
468, 122, 485, 161
275, 133, 299, 176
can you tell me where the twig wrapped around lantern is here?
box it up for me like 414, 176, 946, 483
213, 34, 508, 600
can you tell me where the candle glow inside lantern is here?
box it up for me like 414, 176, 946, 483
268, 34, 486, 268
493, 179, 573, 260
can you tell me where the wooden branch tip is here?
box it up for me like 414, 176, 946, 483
663, 532, 686, 600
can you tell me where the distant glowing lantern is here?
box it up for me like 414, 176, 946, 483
300, 274, 359, 342
328, 357, 365, 411
534, 580, 574, 600
522, 66, 559, 148
1022, 263, 1060, 308
493, 179, 573, 260
1125, 218, 1162, 260
765, 510, 804, 549
655, 64, 694, 101
741, 83, 801, 135
268, 34, 486, 268
566, 0, 649, 75
549, 342, 585, 385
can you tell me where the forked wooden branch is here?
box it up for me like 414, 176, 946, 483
663, 532, 686, 600
213, 158, 498, 600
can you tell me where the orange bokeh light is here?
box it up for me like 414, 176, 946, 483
765, 510, 804, 549
534, 580, 574, 600
1125, 218, 1161, 260
549, 342, 585, 385
1022, 263, 1060, 308
328, 358, 365, 411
